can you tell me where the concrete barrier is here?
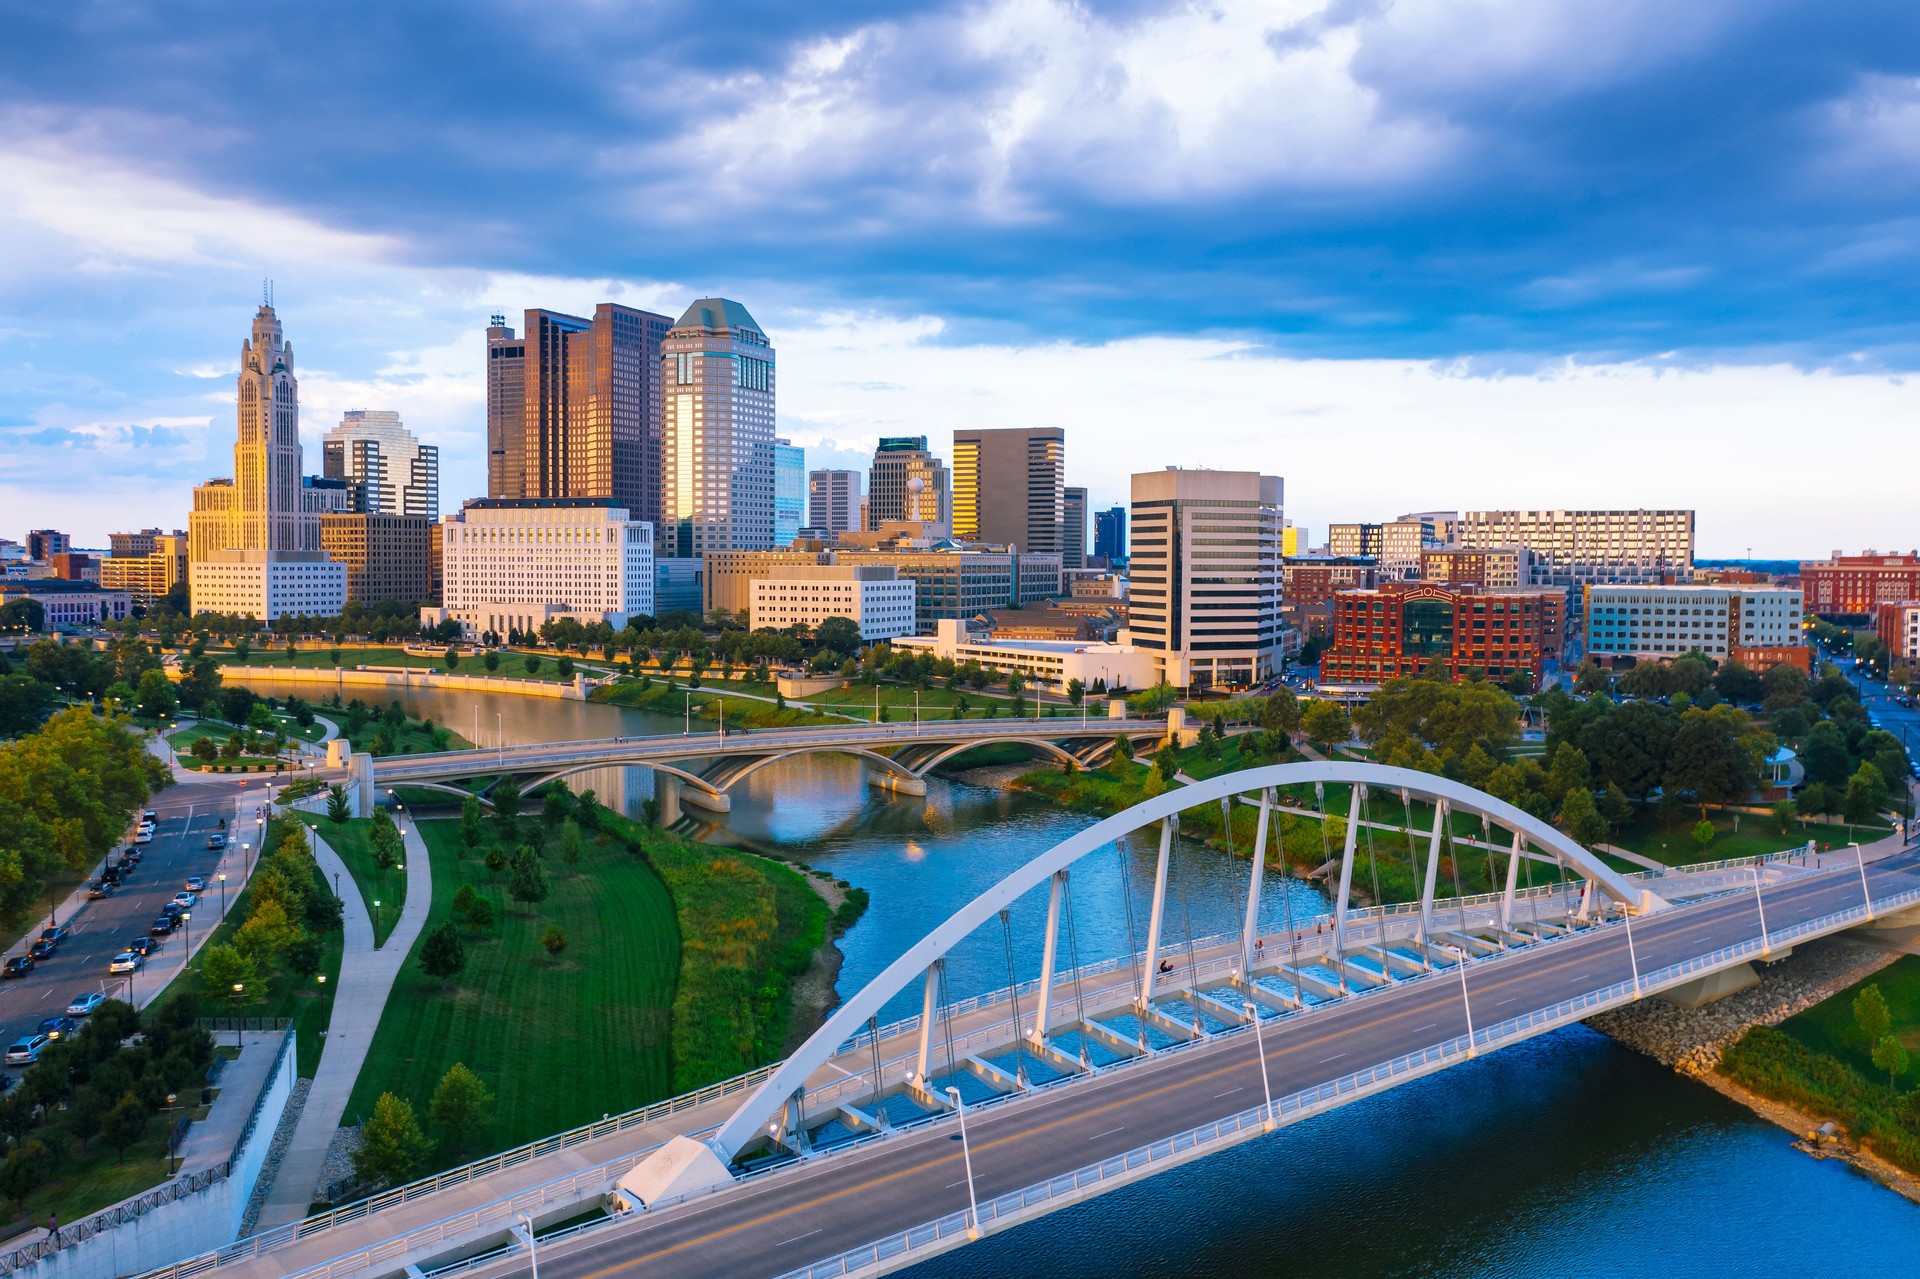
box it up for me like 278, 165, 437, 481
198, 665, 589, 702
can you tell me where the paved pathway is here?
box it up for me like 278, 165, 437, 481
175, 1030, 288, 1173
253, 819, 433, 1227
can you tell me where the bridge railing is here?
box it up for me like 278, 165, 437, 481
770, 877, 1920, 1279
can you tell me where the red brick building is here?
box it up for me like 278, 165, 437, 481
1321, 582, 1555, 685
1801, 552, 1920, 619
1876, 600, 1920, 662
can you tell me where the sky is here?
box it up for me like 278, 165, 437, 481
3, 0, 1919, 556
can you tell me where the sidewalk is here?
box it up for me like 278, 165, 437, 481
175, 1030, 289, 1173
252, 819, 433, 1227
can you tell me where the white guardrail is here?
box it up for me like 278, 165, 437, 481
768, 880, 1920, 1279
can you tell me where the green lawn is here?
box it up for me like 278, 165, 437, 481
1779, 954, 1920, 1080
150, 816, 345, 1078
1603, 806, 1889, 866
340, 819, 679, 1170
0, 1141, 177, 1244
301, 815, 406, 946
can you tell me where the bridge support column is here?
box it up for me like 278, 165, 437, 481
1139, 817, 1175, 1004
680, 785, 731, 815
1499, 827, 1524, 939
866, 771, 929, 798
348, 752, 374, 818
1032, 871, 1066, 1043
1240, 791, 1271, 971
1330, 786, 1365, 988
655, 776, 682, 827
913, 960, 942, 1089
1418, 799, 1448, 958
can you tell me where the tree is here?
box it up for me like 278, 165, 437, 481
1573, 660, 1611, 695
483, 848, 508, 879
558, 819, 584, 876
370, 807, 403, 870
1111, 734, 1134, 770
100, 1090, 149, 1163
1065, 678, 1084, 707
1560, 787, 1608, 849
429, 1063, 496, 1157
1598, 786, 1633, 836
0, 1140, 53, 1210
1872, 1034, 1909, 1091
418, 921, 467, 985
508, 848, 550, 912
201, 942, 258, 999
574, 789, 601, 831
540, 924, 569, 957
464, 893, 497, 933
1712, 661, 1766, 705
1662, 709, 1758, 816
1690, 818, 1716, 850
327, 784, 351, 824
460, 794, 484, 856
1544, 743, 1592, 804
492, 777, 522, 845
483, 651, 499, 672
354, 1092, 432, 1188
192, 734, 219, 763
1301, 701, 1351, 750
1843, 761, 1889, 824
1770, 799, 1796, 835
1579, 700, 1672, 800
541, 786, 571, 827
1854, 984, 1892, 1049
1800, 722, 1851, 788
524, 654, 541, 675
135, 668, 178, 720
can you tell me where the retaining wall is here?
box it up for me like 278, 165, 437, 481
212, 665, 588, 701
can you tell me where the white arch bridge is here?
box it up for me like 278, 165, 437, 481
549, 760, 1920, 1279
351, 717, 1166, 819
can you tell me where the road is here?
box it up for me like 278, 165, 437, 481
0, 773, 262, 1056
480, 846, 1920, 1279
1844, 654, 1920, 759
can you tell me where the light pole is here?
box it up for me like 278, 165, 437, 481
945, 1086, 982, 1239
1447, 945, 1477, 1056
231, 983, 245, 1048
497, 712, 503, 763
1750, 867, 1772, 956
1244, 1002, 1274, 1130
519, 1213, 540, 1279
684, 692, 690, 737
218, 872, 228, 921
243, 841, 252, 880
1853, 841, 1873, 918
165, 1094, 179, 1174
181, 911, 192, 965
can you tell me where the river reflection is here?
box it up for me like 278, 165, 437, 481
237, 676, 1920, 1270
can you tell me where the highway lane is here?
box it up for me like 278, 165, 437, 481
0, 774, 260, 1054
491, 848, 1920, 1279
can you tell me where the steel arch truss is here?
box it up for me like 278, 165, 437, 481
705, 759, 1666, 1160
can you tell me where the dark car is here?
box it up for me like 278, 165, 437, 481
87, 881, 114, 899
28, 940, 55, 961
125, 936, 154, 957
1, 956, 32, 979
149, 916, 177, 937
161, 902, 184, 920
40, 926, 71, 946
36, 1017, 75, 1042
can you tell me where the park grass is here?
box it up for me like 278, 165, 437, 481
341, 819, 679, 1170
1777, 953, 1920, 1080
0, 1140, 176, 1245
222, 646, 573, 682
301, 815, 405, 946
1602, 805, 1889, 866
592, 678, 838, 729
149, 816, 346, 1078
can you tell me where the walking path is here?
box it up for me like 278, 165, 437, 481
174, 1030, 289, 1173
253, 820, 433, 1228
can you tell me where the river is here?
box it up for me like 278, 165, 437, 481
243, 677, 1920, 1273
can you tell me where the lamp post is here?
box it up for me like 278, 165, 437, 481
1446, 945, 1477, 1056
243, 841, 252, 880
230, 983, 245, 1048
1852, 841, 1873, 919
218, 872, 228, 921
1244, 1002, 1274, 1130
684, 692, 691, 737
945, 1087, 982, 1240
519, 1213, 540, 1279
181, 912, 191, 966
165, 1093, 179, 1174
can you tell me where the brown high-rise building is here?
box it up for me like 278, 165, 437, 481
952, 427, 1064, 553
319, 514, 433, 605
486, 304, 671, 527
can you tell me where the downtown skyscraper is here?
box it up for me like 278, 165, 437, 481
661, 299, 776, 556
485, 304, 672, 527
952, 427, 1064, 553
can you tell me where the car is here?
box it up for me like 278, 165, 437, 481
125, 936, 154, 957
36, 1017, 75, 1041
86, 880, 114, 899
207, 833, 227, 850
134, 830, 153, 845
142, 809, 157, 822
5, 1035, 49, 1066
148, 916, 177, 937
40, 926, 70, 946
161, 901, 184, 919
65, 993, 104, 1017
2, 956, 33, 979
135, 821, 154, 837
28, 941, 55, 962
171, 892, 197, 909
107, 952, 143, 975
184, 875, 206, 892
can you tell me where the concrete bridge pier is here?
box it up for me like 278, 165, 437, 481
655, 776, 681, 827
680, 784, 731, 816
866, 770, 929, 798
349, 751, 374, 818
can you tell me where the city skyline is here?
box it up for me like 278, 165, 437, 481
5, 5, 1920, 552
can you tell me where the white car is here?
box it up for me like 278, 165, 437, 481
65, 992, 105, 1017
107, 952, 143, 975
134, 830, 153, 845
171, 892, 197, 909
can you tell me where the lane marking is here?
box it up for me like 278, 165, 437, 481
1212, 1087, 1243, 1099
1319, 1052, 1346, 1063
774, 1229, 821, 1247
1088, 1126, 1126, 1141
1411, 1023, 1438, 1033
1494, 998, 1515, 1006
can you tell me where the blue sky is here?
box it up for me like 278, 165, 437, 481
4, 0, 1920, 553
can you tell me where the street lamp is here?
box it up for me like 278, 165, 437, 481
1244, 1002, 1274, 1130
945, 1087, 982, 1240
181, 912, 192, 965
519, 1213, 540, 1279
1750, 867, 1772, 957
684, 691, 691, 736
1446, 945, 1478, 1056
231, 983, 245, 1048
165, 1093, 180, 1174
217, 872, 228, 921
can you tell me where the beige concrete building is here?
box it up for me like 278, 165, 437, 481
749, 565, 916, 641
1130, 468, 1285, 690
1462, 509, 1694, 586
101, 533, 188, 606
426, 498, 654, 640
894, 619, 1161, 695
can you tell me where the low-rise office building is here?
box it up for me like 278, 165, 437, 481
894, 618, 1161, 694
655, 557, 704, 617
423, 498, 654, 640
750, 565, 915, 641
319, 513, 434, 604
706, 546, 1062, 633
1801, 552, 1920, 619
1321, 582, 1556, 686
190, 551, 347, 620
0, 580, 132, 629
1420, 545, 1531, 589
1583, 584, 1808, 671
102, 532, 189, 606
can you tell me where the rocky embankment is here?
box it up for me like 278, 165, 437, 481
1586, 935, 1897, 1075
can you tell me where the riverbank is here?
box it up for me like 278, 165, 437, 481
1586, 934, 1920, 1203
